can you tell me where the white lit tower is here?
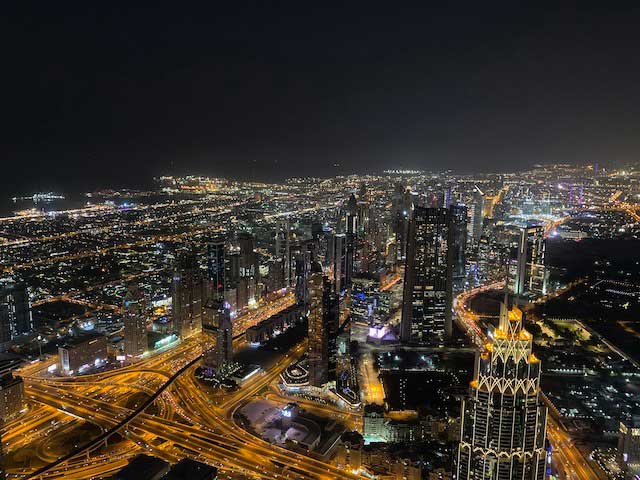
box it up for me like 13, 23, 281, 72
456, 295, 548, 480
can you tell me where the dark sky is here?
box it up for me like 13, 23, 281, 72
3, 3, 640, 193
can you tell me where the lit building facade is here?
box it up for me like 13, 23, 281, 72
400, 206, 457, 344
514, 223, 547, 297
123, 284, 147, 358
172, 250, 204, 339
456, 300, 548, 480
0, 283, 32, 346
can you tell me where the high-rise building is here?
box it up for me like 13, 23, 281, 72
308, 270, 327, 387
207, 240, 226, 302
0, 283, 32, 346
331, 233, 348, 294
450, 204, 468, 291
202, 300, 233, 370
172, 250, 204, 339
456, 298, 548, 480
345, 214, 357, 286
123, 284, 147, 358
400, 206, 455, 344
275, 219, 291, 287
307, 267, 339, 387
469, 186, 485, 243
514, 223, 547, 297
238, 232, 259, 304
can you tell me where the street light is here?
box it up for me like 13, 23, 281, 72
37, 335, 43, 360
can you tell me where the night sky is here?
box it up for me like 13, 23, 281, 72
4, 3, 640, 193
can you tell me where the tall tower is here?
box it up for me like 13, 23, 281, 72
514, 223, 547, 298
450, 204, 468, 292
308, 270, 328, 387
172, 250, 204, 339
207, 240, 226, 302
469, 186, 485, 243
123, 284, 147, 358
331, 233, 348, 294
275, 219, 291, 287
203, 301, 233, 370
0, 283, 32, 343
456, 299, 548, 480
400, 206, 455, 344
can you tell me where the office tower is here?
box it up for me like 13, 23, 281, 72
400, 206, 455, 344
294, 249, 311, 308
202, 301, 233, 370
0, 283, 32, 345
172, 250, 204, 339
123, 284, 147, 358
307, 267, 339, 387
331, 233, 348, 294
514, 223, 547, 297
450, 204, 468, 291
392, 185, 412, 264
345, 214, 357, 285
238, 232, 259, 305
469, 186, 485, 243
207, 240, 226, 302
456, 298, 548, 480
275, 219, 291, 286
308, 269, 327, 387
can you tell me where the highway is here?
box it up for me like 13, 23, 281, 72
8, 294, 366, 480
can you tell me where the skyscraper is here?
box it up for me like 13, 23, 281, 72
238, 231, 259, 305
308, 269, 327, 387
331, 233, 348, 294
470, 186, 485, 243
0, 283, 32, 346
275, 219, 291, 287
202, 301, 233, 370
207, 240, 226, 301
514, 223, 547, 297
172, 250, 204, 339
450, 204, 468, 291
123, 284, 147, 358
456, 298, 548, 480
400, 206, 455, 344
307, 267, 339, 387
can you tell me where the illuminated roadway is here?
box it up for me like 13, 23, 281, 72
10, 301, 366, 480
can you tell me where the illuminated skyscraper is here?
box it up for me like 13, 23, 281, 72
469, 186, 485, 243
202, 301, 233, 370
456, 298, 548, 480
400, 206, 455, 344
307, 267, 339, 387
207, 240, 226, 301
123, 284, 147, 358
308, 269, 327, 387
514, 223, 547, 297
275, 219, 291, 287
330, 233, 348, 294
450, 204, 468, 291
238, 231, 259, 305
0, 283, 32, 345
172, 250, 204, 339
